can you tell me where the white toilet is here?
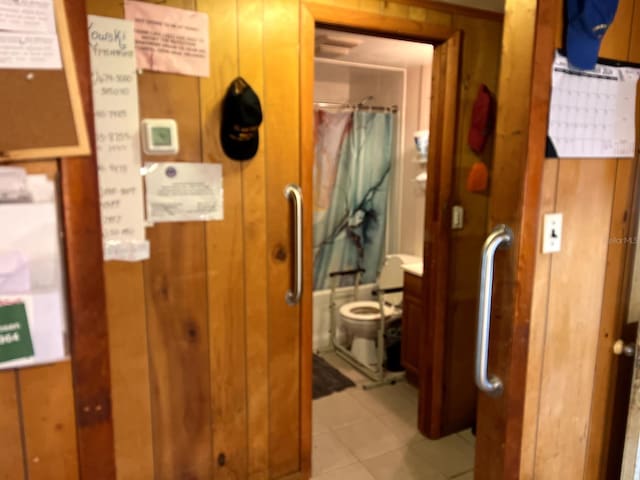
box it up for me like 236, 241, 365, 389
338, 254, 421, 368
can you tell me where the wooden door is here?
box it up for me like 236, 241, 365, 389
418, 31, 463, 438
473, 0, 555, 478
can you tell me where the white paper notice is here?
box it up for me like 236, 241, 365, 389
548, 53, 640, 158
0, 32, 61, 69
144, 163, 223, 223
0, 0, 57, 33
88, 15, 149, 261
0, 0, 62, 70
124, 0, 209, 77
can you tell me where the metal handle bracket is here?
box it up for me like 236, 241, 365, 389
475, 224, 513, 397
284, 184, 303, 305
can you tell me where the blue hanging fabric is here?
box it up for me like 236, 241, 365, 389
313, 109, 394, 290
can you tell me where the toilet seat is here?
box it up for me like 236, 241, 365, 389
339, 300, 399, 321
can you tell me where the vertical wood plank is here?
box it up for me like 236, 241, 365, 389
0, 371, 25, 480
20, 363, 79, 480
533, 159, 616, 478
300, 5, 315, 478
83, 2, 155, 479
519, 159, 558, 479
199, 0, 249, 478
584, 158, 637, 479
264, 0, 301, 476
600, 0, 634, 61
474, 0, 541, 476
630, 0, 640, 63
103, 263, 154, 480
235, 0, 270, 478
138, 3, 211, 478
61, 0, 116, 476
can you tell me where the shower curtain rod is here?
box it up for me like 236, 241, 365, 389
314, 101, 398, 113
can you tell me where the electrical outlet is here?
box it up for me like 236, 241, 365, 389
542, 213, 562, 254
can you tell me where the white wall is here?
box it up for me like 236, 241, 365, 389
397, 64, 431, 257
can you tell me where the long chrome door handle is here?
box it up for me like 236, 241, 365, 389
284, 184, 303, 305
475, 224, 513, 397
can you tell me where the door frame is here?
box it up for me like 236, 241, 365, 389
61, 0, 116, 477
299, 3, 461, 477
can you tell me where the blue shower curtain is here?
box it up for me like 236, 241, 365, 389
313, 109, 395, 290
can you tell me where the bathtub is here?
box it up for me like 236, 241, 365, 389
312, 283, 376, 351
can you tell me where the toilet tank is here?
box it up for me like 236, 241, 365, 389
377, 254, 422, 306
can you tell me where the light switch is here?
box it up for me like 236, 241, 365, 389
452, 205, 464, 230
542, 213, 562, 254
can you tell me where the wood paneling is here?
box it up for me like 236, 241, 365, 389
600, 0, 635, 60
519, 159, 558, 480
238, 0, 271, 478
300, 5, 315, 478
134, 2, 211, 479
305, 2, 454, 41
142, 86, 211, 480
61, 0, 116, 476
521, 0, 640, 477
103, 262, 154, 480
584, 158, 636, 479
474, 0, 541, 476
0, 372, 24, 480
265, 0, 301, 477
439, 12, 502, 435
534, 160, 616, 478
201, 0, 249, 478
631, 0, 640, 63
20, 363, 79, 480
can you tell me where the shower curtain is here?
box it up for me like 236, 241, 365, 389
313, 108, 395, 290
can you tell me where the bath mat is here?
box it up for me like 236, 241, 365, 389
313, 354, 356, 400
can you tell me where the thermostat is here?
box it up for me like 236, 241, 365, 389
141, 119, 179, 155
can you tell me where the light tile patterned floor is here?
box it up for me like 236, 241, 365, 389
312, 353, 475, 480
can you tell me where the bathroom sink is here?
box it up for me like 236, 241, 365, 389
401, 261, 423, 277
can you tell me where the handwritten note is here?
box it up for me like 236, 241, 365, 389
88, 15, 149, 261
124, 0, 209, 77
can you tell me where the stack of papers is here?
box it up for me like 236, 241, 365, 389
0, 166, 68, 369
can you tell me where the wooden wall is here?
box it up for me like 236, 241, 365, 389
0, 162, 81, 480
520, 0, 640, 477
0, 1, 504, 479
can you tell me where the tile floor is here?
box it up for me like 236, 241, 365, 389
312, 353, 475, 480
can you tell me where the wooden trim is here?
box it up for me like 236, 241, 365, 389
502, 0, 555, 476
60, 0, 116, 478
303, 2, 456, 43
0, 0, 90, 162
418, 30, 461, 439
300, 5, 315, 479
391, 0, 504, 22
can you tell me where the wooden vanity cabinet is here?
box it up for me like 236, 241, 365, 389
402, 271, 425, 386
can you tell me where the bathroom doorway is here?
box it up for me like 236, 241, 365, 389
302, 9, 480, 476
308, 26, 474, 479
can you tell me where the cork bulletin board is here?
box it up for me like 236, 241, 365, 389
0, 0, 90, 161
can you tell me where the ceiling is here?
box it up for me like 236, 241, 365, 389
315, 28, 434, 68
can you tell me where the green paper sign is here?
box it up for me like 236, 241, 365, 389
0, 303, 34, 363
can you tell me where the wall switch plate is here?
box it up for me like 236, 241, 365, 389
542, 213, 562, 253
452, 205, 464, 230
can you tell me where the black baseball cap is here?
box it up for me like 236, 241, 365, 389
220, 77, 263, 161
